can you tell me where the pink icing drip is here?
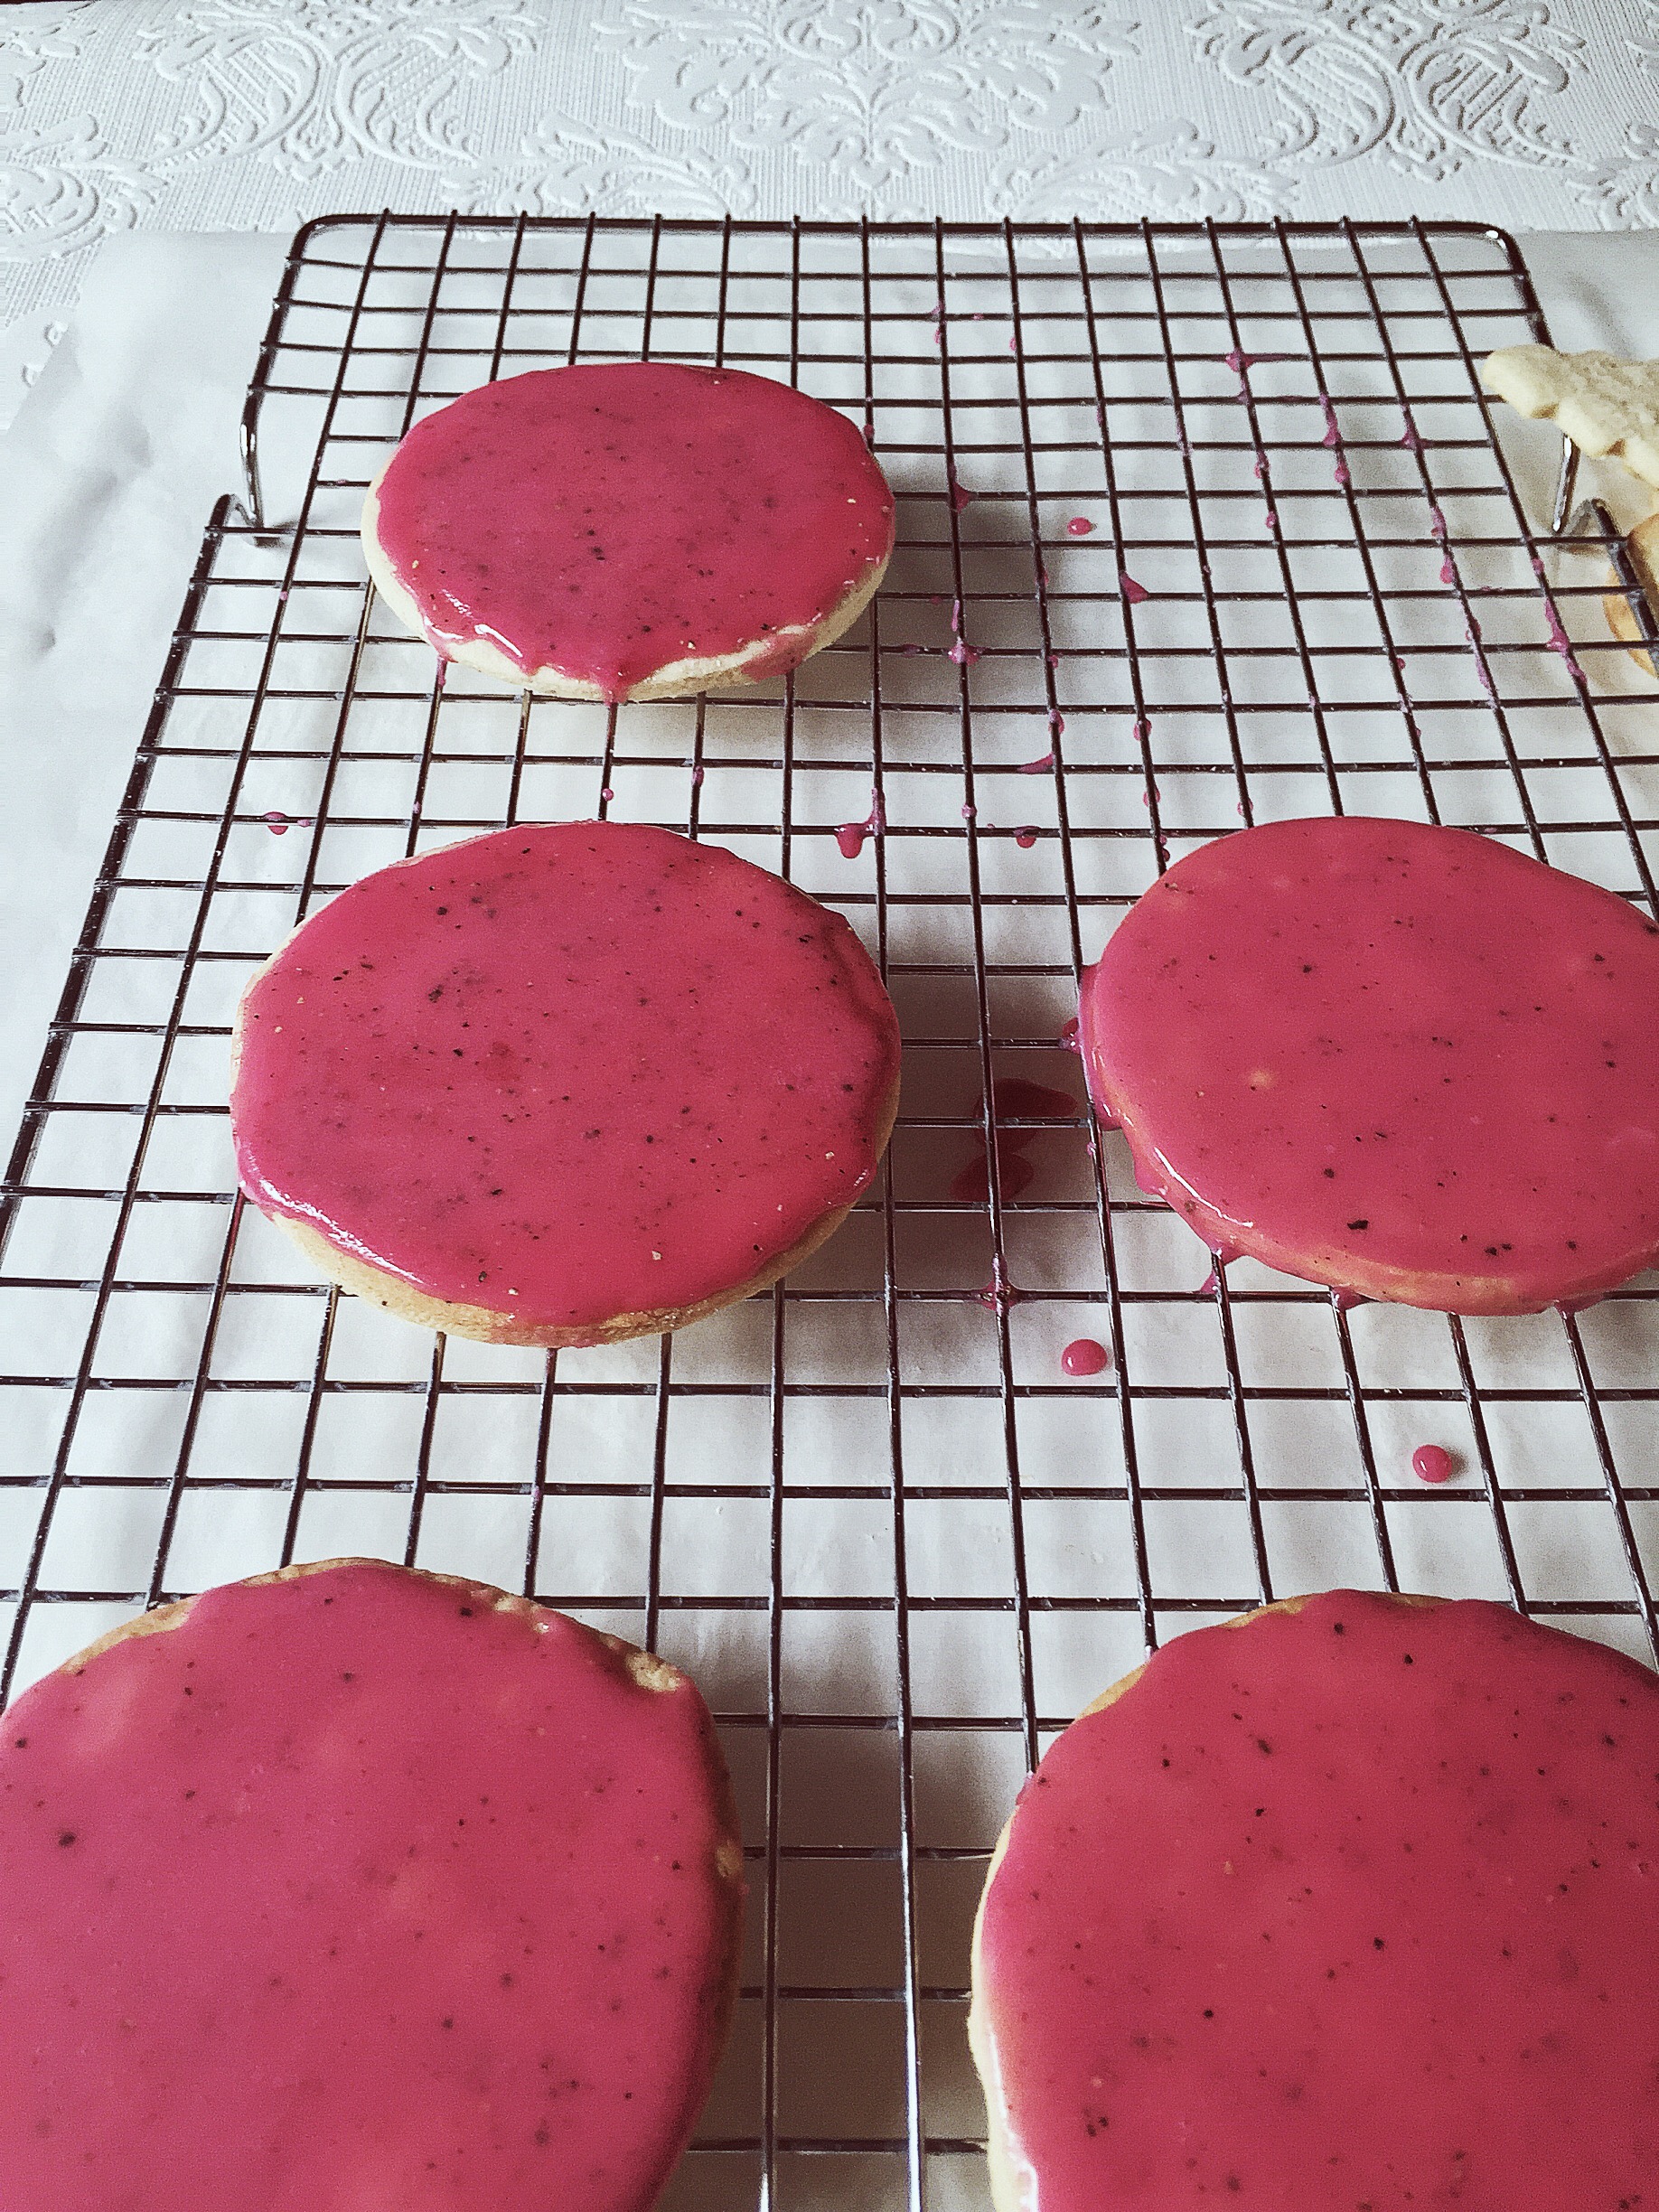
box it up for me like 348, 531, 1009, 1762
1400, 414, 1422, 453
370, 364, 895, 701
948, 597, 982, 666
837, 786, 886, 860
1014, 827, 1039, 848
1019, 752, 1055, 774
950, 476, 976, 513
1058, 1016, 1080, 1054
1065, 517, 1094, 536
1119, 574, 1148, 604
1544, 600, 1580, 669
976, 1589, 1659, 2212
1076, 814, 1659, 1312
263, 811, 291, 835
0, 1561, 741, 2212
952, 1079, 1080, 1204
231, 822, 900, 1334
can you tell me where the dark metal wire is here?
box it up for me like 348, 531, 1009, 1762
3, 216, 1658, 2208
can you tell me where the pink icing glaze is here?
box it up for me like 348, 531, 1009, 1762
976, 1590, 1659, 2211
231, 822, 901, 1335
0, 1561, 741, 2212
1078, 815, 1659, 1312
370, 364, 895, 699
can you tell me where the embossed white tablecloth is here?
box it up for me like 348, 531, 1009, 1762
5, 0, 1659, 402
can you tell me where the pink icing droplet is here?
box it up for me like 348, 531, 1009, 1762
1400, 415, 1422, 453
1066, 517, 1095, 537
263, 812, 291, 836
1440, 560, 1457, 586
961, 804, 976, 820
1412, 1444, 1454, 1486
1058, 1016, 1080, 1054
1061, 1336, 1110, 1377
951, 476, 976, 514
1263, 510, 1279, 531
1014, 827, 1038, 849
689, 764, 704, 787
1120, 575, 1148, 605
599, 787, 614, 802
1319, 395, 1341, 449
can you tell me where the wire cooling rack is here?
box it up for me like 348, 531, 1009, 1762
5, 215, 1659, 2212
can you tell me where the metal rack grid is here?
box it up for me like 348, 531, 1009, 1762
5, 214, 1659, 2212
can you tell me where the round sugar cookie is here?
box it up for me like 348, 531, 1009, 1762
362, 362, 896, 700
0, 1558, 744, 2212
969, 1589, 1659, 2212
1078, 813, 1659, 1312
230, 820, 902, 1347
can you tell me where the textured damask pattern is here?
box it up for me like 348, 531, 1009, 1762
4, 0, 1659, 352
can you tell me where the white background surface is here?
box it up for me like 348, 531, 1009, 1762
5, 21, 1659, 2195
5, 0, 1659, 406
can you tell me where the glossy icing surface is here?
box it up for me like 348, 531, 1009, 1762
975, 1590, 1659, 2211
231, 822, 901, 1333
0, 1561, 741, 2212
1078, 815, 1659, 1310
370, 363, 895, 698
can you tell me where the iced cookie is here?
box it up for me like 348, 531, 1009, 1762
1077, 814, 1659, 1312
970, 1589, 1659, 2212
0, 1558, 744, 2212
230, 821, 903, 1346
362, 362, 896, 699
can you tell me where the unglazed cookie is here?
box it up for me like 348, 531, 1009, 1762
1483, 344, 1659, 489
969, 1589, 1659, 2212
230, 821, 902, 1346
1605, 506, 1659, 676
0, 1558, 744, 2212
362, 362, 896, 699
1078, 814, 1659, 1313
